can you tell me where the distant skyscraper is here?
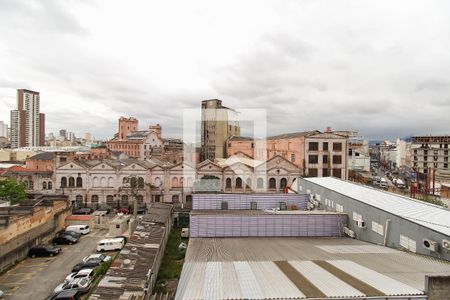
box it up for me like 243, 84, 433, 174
0, 121, 8, 138
10, 89, 46, 148
201, 99, 240, 161
59, 129, 67, 139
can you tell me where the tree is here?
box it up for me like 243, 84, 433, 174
0, 178, 27, 205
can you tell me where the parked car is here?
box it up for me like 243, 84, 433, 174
64, 269, 95, 283
379, 177, 389, 189
53, 235, 78, 245
66, 225, 90, 235
53, 277, 92, 295
47, 289, 81, 300
72, 208, 93, 215
96, 238, 125, 252
71, 258, 102, 273
82, 254, 111, 263
28, 245, 61, 258
118, 208, 129, 214
181, 228, 189, 238
57, 230, 81, 240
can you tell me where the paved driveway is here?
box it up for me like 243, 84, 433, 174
0, 229, 108, 300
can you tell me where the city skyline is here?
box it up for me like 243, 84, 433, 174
1, 0, 450, 141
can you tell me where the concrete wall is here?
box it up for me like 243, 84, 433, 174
426, 275, 450, 300
298, 178, 450, 261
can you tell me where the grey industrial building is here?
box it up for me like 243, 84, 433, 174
298, 177, 450, 261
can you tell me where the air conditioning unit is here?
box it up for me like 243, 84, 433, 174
423, 239, 438, 252
343, 227, 355, 238
356, 220, 366, 228
442, 239, 450, 251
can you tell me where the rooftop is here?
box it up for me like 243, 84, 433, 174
175, 237, 450, 300
304, 177, 450, 236
28, 152, 55, 160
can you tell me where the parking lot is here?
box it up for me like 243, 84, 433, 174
0, 229, 108, 300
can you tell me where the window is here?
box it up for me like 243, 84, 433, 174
136, 195, 144, 204
221, 201, 228, 210
332, 168, 341, 178
172, 195, 179, 203
352, 212, 362, 221
400, 234, 416, 252
322, 168, 329, 176
106, 195, 114, 206
323, 142, 328, 151
137, 177, 144, 188
279, 202, 287, 210
280, 178, 287, 191
251, 202, 257, 210
371, 221, 384, 235
333, 142, 342, 151
130, 177, 137, 188
323, 155, 328, 164
61, 177, 67, 188
269, 178, 276, 189
333, 155, 342, 164
69, 177, 75, 187
309, 142, 319, 151
76, 177, 83, 188
43, 182, 47, 190
91, 195, 99, 204
121, 195, 129, 206
308, 168, 318, 177
257, 177, 264, 189
246, 177, 252, 189
291, 153, 295, 162
236, 177, 243, 188
171, 177, 178, 188
48, 182, 52, 190
309, 155, 318, 164
336, 203, 344, 212
226, 178, 232, 188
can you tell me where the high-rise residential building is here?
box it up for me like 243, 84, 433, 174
59, 129, 67, 139
410, 135, 450, 183
0, 121, 8, 138
10, 89, 45, 148
201, 99, 240, 161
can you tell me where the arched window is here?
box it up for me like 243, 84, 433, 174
180, 177, 184, 188
108, 177, 114, 187
61, 177, 67, 188
106, 195, 114, 206
246, 178, 252, 189
93, 177, 98, 187
29, 180, 34, 189
187, 177, 193, 187
269, 177, 276, 189
76, 177, 83, 188
257, 177, 264, 189
43, 182, 47, 190
100, 177, 106, 187
123, 177, 129, 184
68, 177, 75, 187
130, 177, 137, 188
172, 195, 179, 203
154, 177, 161, 187
236, 177, 242, 188
172, 177, 178, 188
48, 182, 52, 190
121, 195, 129, 206
138, 177, 144, 188
226, 178, 232, 189
91, 195, 99, 204
136, 195, 144, 204
280, 178, 287, 191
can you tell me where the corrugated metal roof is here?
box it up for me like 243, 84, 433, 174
327, 260, 424, 296
289, 261, 365, 298
304, 177, 450, 235
234, 261, 264, 299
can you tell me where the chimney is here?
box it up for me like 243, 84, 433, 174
325, 126, 332, 133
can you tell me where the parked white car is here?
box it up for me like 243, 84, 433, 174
82, 254, 111, 263
53, 277, 91, 294
96, 238, 125, 252
64, 268, 95, 283
66, 225, 90, 235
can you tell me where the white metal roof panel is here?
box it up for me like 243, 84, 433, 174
316, 245, 399, 254
233, 261, 264, 299
221, 262, 244, 299
180, 262, 207, 299
249, 261, 306, 299
304, 177, 450, 236
289, 261, 366, 298
327, 260, 424, 296
204, 262, 223, 299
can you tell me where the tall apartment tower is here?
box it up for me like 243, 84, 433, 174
201, 99, 240, 161
10, 89, 46, 148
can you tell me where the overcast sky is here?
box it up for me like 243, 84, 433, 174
0, 0, 449, 141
